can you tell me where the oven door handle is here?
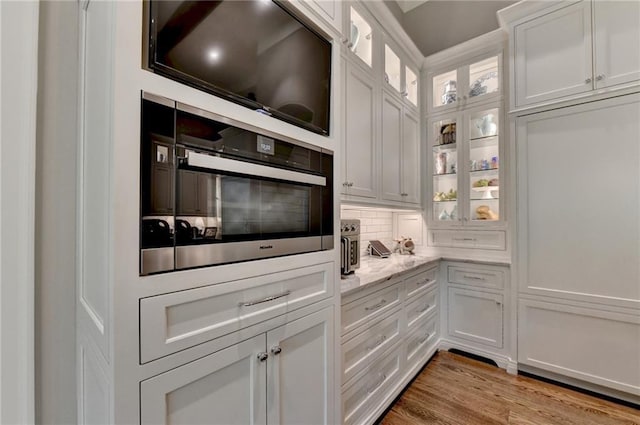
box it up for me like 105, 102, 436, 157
186, 151, 326, 187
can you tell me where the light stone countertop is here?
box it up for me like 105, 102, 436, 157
340, 252, 510, 295
340, 253, 441, 295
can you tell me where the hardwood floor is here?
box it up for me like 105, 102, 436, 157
377, 351, 640, 425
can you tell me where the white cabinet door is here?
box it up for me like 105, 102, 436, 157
344, 61, 377, 198
593, 0, 640, 90
402, 110, 420, 205
514, 1, 592, 107
448, 287, 503, 348
381, 92, 403, 203
140, 335, 267, 425
267, 307, 334, 425
519, 298, 640, 395
516, 94, 640, 307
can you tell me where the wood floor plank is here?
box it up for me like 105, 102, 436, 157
377, 351, 640, 425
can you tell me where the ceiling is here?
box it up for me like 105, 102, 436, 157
395, 0, 430, 14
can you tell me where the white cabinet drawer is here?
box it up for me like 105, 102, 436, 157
406, 288, 438, 331
405, 313, 438, 372
519, 298, 640, 395
448, 287, 503, 349
448, 265, 505, 290
140, 262, 333, 363
342, 285, 402, 336
342, 310, 402, 384
404, 265, 438, 300
429, 230, 506, 250
342, 344, 403, 425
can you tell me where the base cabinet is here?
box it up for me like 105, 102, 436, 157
448, 287, 503, 349
518, 298, 640, 398
141, 307, 334, 425
341, 264, 440, 425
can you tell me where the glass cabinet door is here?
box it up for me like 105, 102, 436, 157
349, 7, 373, 68
384, 44, 402, 93
432, 69, 458, 110
405, 66, 418, 107
466, 107, 500, 222
431, 116, 459, 223
467, 56, 500, 102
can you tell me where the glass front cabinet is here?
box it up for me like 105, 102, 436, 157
428, 54, 501, 114
428, 104, 504, 227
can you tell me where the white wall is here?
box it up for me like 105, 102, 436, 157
35, 2, 79, 423
1, 1, 39, 424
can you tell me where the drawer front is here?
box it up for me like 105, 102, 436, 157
404, 265, 438, 300
448, 265, 505, 290
140, 262, 333, 363
342, 310, 402, 384
406, 287, 438, 331
405, 313, 438, 371
342, 344, 403, 425
429, 230, 506, 250
342, 285, 402, 336
519, 298, 640, 395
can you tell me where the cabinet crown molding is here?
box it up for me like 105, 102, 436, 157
422, 29, 506, 70
497, 0, 578, 29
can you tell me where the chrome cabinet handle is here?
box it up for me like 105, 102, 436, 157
366, 335, 387, 351
464, 275, 486, 281
257, 352, 269, 362
271, 346, 282, 355
240, 290, 291, 307
342, 182, 348, 187
418, 332, 431, 345
367, 373, 387, 394
347, 42, 354, 48
341, 37, 349, 44
585, 77, 592, 84
417, 304, 431, 313
401, 91, 408, 97
401, 193, 408, 196
596, 74, 605, 81
365, 299, 387, 311
417, 278, 434, 286
453, 238, 475, 242
348, 182, 354, 187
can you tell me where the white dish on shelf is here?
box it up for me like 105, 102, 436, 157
471, 185, 499, 199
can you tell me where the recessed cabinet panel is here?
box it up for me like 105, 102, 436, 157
267, 307, 334, 425
518, 97, 640, 304
405, 313, 437, 371
593, 0, 640, 90
519, 299, 640, 395
381, 93, 403, 202
448, 287, 503, 348
514, 1, 592, 106
344, 63, 376, 198
140, 334, 267, 425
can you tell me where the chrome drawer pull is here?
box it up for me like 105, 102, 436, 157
417, 304, 431, 313
365, 299, 387, 311
240, 290, 291, 307
453, 237, 475, 241
417, 278, 434, 287
463, 275, 486, 281
418, 332, 431, 345
366, 335, 387, 351
367, 373, 387, 394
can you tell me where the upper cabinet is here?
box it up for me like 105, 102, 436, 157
428, 54, 502, 114
502, 0, 640, 110
343, 4, 375, 70
385, 41, 420, 110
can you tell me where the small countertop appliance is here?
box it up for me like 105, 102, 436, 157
341, 219, 360, 275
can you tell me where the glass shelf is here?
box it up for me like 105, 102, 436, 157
470, 168, 498, 174
433, 143, 457, 151
433, 199, 457, 203
434, 172, 457, 177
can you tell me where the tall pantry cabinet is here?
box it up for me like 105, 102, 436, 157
499, 0, 640, 403
75, 1, 343, 424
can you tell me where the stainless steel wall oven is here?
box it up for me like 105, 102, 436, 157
140, 93, 333, 275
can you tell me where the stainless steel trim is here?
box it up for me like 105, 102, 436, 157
142, 92, 176, 108
175, 236, 324, 269
141, 247, 175, 275
240, 290, 291, 307
186, 151, 326, 186
176, 102, 330, 154
322, 235, 334, 251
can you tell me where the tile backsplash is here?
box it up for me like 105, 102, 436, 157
341, 207, 394, 256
